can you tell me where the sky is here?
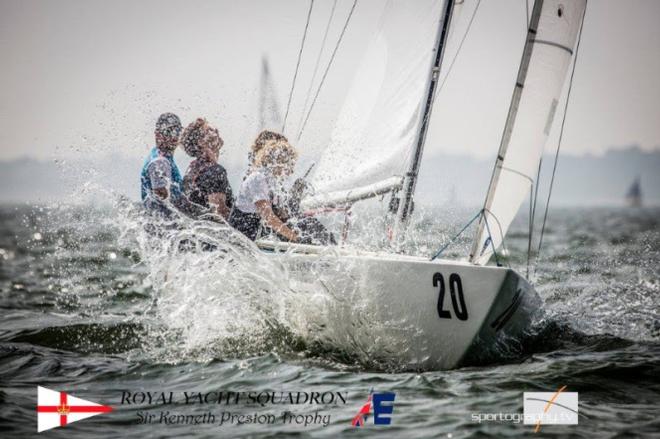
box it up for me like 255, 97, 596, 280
0, 0, 659, 170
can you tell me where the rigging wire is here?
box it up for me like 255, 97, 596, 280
282, 0, 315, 133
435, 0, 482, 96
535, 1, 588, 267
296, 0, 359, 140
484, 214, 502, 267
296, 0, 338, 140
430, 210, 482, 260
527, 157, 543, 277
419, 0, 484, 259
527, 183, 534, 277
400, 0, 481, 193
525, 0, 530, 26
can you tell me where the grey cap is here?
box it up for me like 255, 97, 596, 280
155, 113, 182, 137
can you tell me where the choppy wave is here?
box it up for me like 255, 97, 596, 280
2, 202, 660, 437
3, 202, 658, 370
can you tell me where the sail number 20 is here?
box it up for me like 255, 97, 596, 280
432, 273, 468, 321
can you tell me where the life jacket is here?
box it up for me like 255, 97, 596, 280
140, 147, 183, 203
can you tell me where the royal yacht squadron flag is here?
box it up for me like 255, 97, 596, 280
37, 386, 112, 432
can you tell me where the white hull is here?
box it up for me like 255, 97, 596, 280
259, 241, 541, 370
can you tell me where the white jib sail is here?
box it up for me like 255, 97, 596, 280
470, 0, 586, 265
307, 0, 447, 197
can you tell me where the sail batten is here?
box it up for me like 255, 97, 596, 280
469, 0, 587, 266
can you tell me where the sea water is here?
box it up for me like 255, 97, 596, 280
0, 203, 658, 437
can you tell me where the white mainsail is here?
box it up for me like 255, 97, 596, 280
308, 0, 447, 196
470, 0, 586, 265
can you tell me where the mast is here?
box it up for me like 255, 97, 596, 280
468, 0, 544, 263
258, 56, 282, 130
393, 0, 456, 240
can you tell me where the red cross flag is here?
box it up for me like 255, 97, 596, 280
37, 386, 112, 432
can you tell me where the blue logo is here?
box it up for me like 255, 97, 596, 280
351, 392, 396, 427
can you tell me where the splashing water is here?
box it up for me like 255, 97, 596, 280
2, 200, 659, 437
8, 174, 660, 372
110, 201, 300, 362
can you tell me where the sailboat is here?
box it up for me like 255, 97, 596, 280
258, 56, 284, 130
256, 0, 587, 370
625, 177, 642, 207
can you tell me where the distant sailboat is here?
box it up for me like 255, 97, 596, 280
625, 177, 643, 207
258, 56, 283, 130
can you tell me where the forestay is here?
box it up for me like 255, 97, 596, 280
308, 0, 447, 196
470, 0, 586, 265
